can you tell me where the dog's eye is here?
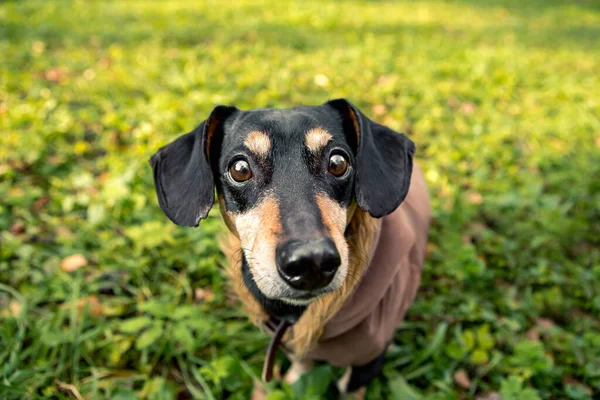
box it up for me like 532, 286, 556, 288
328, 154, 348, 177
229, 160, 253, 182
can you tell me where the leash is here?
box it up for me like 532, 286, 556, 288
262, 318, 291, 382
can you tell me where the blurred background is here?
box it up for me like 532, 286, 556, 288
1, 0, 599, 399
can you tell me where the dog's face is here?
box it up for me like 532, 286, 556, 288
150, 99, 415, 306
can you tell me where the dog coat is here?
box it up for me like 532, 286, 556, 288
261, 164, 430, 378
302, 163, 431, 366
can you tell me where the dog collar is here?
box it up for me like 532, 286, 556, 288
262, 317, 291, 382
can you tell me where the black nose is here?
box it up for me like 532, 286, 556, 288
276, 238, 341, 291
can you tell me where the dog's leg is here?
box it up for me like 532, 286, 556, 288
337, 350, 387, 399
284, 359, 315, 384
337, 367, 366, 399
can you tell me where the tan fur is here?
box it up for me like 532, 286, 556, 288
219, 191, 380, 357
337, 367, 352, 393
219, 230, 267, 324
220, 204, 380, 354
244, 131, 271, 156
287, 208, 381, 355
304, 128, 332, 153
284, 359, 315, 384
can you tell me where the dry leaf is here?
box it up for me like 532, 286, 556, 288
60, 254, 88, 272
9, 301, 23, 317
476, 393, 499, 400
10, 222, 26, 236
536, 318, 555, 330
32, 41, 46, 54
526, 328, 540, 341
454, 369, 471, 389
44, 68, 68, 83
56, 226, 73, 239
448, 97, 460, 108
460, 102, 476, 114
33, 196, 50, 212
467, 192, 484, 205
60, 296, 103, 317
194, 288, 214, 303
372, 104, 387, 115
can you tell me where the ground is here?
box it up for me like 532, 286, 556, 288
1, 0, 599, 399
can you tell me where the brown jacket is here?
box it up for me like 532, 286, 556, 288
303, 164, 430, 366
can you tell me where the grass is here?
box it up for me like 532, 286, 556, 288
1, 0, 599, 398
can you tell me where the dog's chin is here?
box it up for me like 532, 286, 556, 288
279, 293, 324, 306
241, 255, 348, 306
262, 278, 343, 306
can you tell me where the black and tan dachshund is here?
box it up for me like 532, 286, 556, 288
150, 99, 431, 398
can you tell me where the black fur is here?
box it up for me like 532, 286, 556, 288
149, 99, 416, 390
149, 105, 237, 226
326, 99, 415, 218
346, 349, 387, 392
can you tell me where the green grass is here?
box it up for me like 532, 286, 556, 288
1, 0, 599, 398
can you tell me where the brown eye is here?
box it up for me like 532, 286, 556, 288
229, 159, 253, 182
328, 154, 348, 177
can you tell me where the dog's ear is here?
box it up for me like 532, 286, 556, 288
326, 98, 415, 218
149, 105, 238, 227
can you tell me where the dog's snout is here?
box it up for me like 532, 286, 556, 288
276, 238, 340, 291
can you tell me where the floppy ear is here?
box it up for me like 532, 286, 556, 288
326, 99, 415, 218
149, 105, 237, 227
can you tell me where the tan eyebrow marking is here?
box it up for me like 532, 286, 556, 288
244, 131, 271, 156
305, 128, 333, 153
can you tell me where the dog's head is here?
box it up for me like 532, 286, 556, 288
150, 99, 414, 307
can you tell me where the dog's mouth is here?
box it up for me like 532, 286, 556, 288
240, 256, 342, 321
280, 290, 328, 305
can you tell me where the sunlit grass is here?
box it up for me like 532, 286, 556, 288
1, 0, 599, 398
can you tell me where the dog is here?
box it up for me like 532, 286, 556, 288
150, 99, 431, 398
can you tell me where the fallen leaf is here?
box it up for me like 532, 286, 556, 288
56, 226, 73, 239
467, 192, 484, 205
83, 69, 95, 80
61, 296, 103, 317
460, 102, 476, 114
78, 296, 103, 317
526, 328, 540, 341
44, 68, 68, 83
454, 369, 471, 389
32, 196, 50, 212
448, 97, 460, 108
376, 75, 392, 85
10, 301, 23, 317
10, 221, 26, 236
32, 40, 46, 54
100, 57, 112, 68
536, 318, 555, 330
195, 288, 214, 303
476, 393, 499, 400
60, 254, 88, 272
372, 104, 387, 115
